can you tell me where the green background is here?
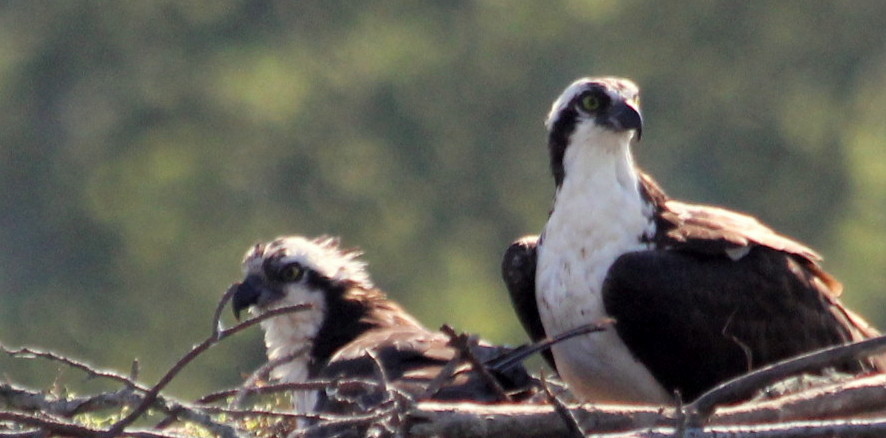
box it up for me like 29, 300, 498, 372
1, 1, 885, 399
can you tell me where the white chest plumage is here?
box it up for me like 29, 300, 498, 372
536, 130, 671, 403
259, 285, 327, 414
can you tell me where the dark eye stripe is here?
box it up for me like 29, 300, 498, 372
264, 256, 307, 283
279, 263, 305, 282
262, 256, 340, 292
574, 88, 611, 113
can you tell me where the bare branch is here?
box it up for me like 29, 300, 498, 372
1, 383, 137, 417
2, 380, 243, 438
0, 300, 310, 437
196, 381, 333, 405
485, 320, 613, 373
290, 410, 390, 438
218, 304, 314, 340
407, 402, 584, 438
407, 372, 886, 438
199, 406, 322, 421
0, 430, 46, 438
0, 344, 150, 392
0, 411, 102, 437
229, 348, 308, 408
116, 431, 192, 438
717, 373, 886, 424
6, 293, 886, 438
440, 325, 510, 402
419, 350, 463, 400
592, 416, 886, 438
541, 375, 584, 438
104, 303, 311, 436
685, 334, 886, 424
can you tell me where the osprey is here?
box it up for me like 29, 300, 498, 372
230, 235, 533, 422
502, 77, 883, 404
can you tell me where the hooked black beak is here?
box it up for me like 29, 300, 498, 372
231, 275, 273, 320
608, 99, 643, 140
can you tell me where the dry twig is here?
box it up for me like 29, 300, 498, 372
4, 291, 886, 438
104, 303, 312, 436
441, 325, 511, 402
685, 334, 886, 426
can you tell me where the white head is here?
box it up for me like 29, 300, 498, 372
231, 235, 373, 374
545, 77, 643, 187
239, 235, 372, 298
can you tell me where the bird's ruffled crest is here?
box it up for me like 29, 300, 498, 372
243, 235, 373, 289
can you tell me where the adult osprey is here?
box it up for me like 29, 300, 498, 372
230, 235, 533, 424
502, 77, 883, 404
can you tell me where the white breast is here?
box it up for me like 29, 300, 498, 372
259, 284, 327, 414
536, 128, 670, 404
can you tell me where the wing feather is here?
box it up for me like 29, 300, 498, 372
501, 236, 557, 370
590, 173, 886, 401
640, 173, 842, 295
603, 247, 880, 402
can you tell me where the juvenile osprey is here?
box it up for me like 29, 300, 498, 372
502, 77, 883, 404
230, 235, 533, 421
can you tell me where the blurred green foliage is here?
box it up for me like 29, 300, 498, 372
1, 1, 884, 398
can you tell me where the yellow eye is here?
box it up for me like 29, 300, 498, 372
280, 263, 305, 282
580, 94, 602, 112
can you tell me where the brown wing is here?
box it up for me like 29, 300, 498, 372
632, 172, 884, 377
603, 247, 882, 402
501, 235, 557, 370
640, 172, 842, 295
314, 326, 534, 418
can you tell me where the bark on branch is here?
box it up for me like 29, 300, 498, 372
2, 289, 886, 438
